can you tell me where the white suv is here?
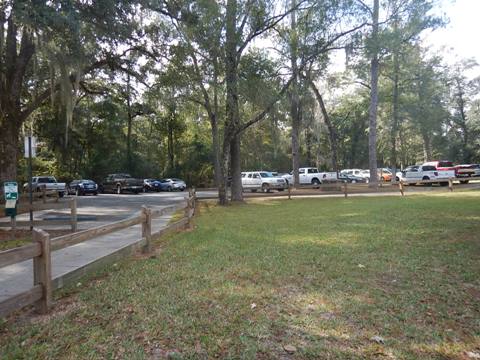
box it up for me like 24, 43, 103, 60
242, 171, 288, 192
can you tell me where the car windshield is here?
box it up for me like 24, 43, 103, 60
172, 178, 183, 182
82, 180, 95, 184
259, 172, 273, 178
39, 177, 56, 183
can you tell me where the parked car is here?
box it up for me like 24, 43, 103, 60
23, 176, 66, 197
67, 179, 98, 196
144, 179, 163, 192
403, 164, 454, 185
357, 169, 392, 182
281, 167, 337, 185
161, 178, 187, 191
423, 160, 474, 183
340, 169, 363, 177
455, 164, 476, 182
469, 164, 480, 177
338, 173, 367, 183
242, 171, 288, 192
395, 165, 419, 182
100, 174, 144, 194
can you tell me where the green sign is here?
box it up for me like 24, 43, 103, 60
4, 182, 18, 201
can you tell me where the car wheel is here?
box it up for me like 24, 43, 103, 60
422, 176, 432, 186
168, 186, 173, 192
93, 192, 98, 196
351, 180, 357, 184
251, 189, 257, 193
117, 185, 122, 195
262, 183, 270, 193
58, 191, 65, 198
278, 188, 284, 192
460, 180, 469, 184
311, 178, 320, 185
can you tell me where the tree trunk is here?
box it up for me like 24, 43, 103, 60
167, 116, 174, 173
222, 0, 243, 203
422, 132, 432, 162
126, 73, 133, 172
368, 0, 379, 186
390, 47, 400, 182
289, 0, 301, 187
210, 116, 222, 188
0, 117, 20, 184
308, 79, 339, 174
230, 135, 243, 201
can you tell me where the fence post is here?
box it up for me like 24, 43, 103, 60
343, 182, 348, 198
448, 178, 453, 192
191, 188, 196, 217
142, 206, 152, 253
399, 181, 404, 196
33, 229, 52, 314
288, 184, 291, 200
70, 198, 77, 232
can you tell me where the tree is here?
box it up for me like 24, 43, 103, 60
0, 1, 142, 183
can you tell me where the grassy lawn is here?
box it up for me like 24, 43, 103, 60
1, 191, 479, 359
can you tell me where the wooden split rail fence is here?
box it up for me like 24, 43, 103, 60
281, 178, 455, 199
0, 194, 78, 231
0, 189, 196, 317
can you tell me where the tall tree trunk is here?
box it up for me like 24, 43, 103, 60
368, 0, 380, 185
219, 0, 242, 204
230, 135, 243, 201
167, 116, 174, 173
289, 0, 301, 186
211, 58, 222, 188
210, 116, 221, 187
126, 73, 133, 172
0, 117, 20, 183
390, 48, 400, 181
422, 131, 432, 162
308, 79, 339, 174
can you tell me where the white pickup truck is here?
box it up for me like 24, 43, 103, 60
403, 164, 455, 185
282, 167, 337, 185
23, 176, 66, 197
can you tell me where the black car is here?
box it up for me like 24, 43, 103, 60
144, 179, 163, 192
67, 179, 98, 196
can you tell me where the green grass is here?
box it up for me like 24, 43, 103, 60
1, 192, 479, 359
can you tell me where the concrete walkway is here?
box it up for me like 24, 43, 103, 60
0, 205, 176, 303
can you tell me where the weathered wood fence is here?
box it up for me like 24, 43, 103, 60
0, 189, 196, 317
0, 195, 78, 231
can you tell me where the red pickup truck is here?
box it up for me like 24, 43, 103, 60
423, 161, 475, 183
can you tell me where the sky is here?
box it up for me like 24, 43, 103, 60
422, 0, 480, 74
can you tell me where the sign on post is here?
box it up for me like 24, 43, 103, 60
4, 181, 18, 200
3, 181, 18, 219
24, 136, 37, 158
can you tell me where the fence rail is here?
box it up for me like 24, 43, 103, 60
0, 189, 196, 318
0, 197, 77, 231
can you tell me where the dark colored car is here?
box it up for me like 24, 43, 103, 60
67, 179, 98, 196
144, 179, 163, 192
100, 174, 144, 194
158, 179, 174, 191
338, 174, 367, 183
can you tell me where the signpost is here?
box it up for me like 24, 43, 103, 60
3, 181, 18, 229
25, 135, 36, 230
